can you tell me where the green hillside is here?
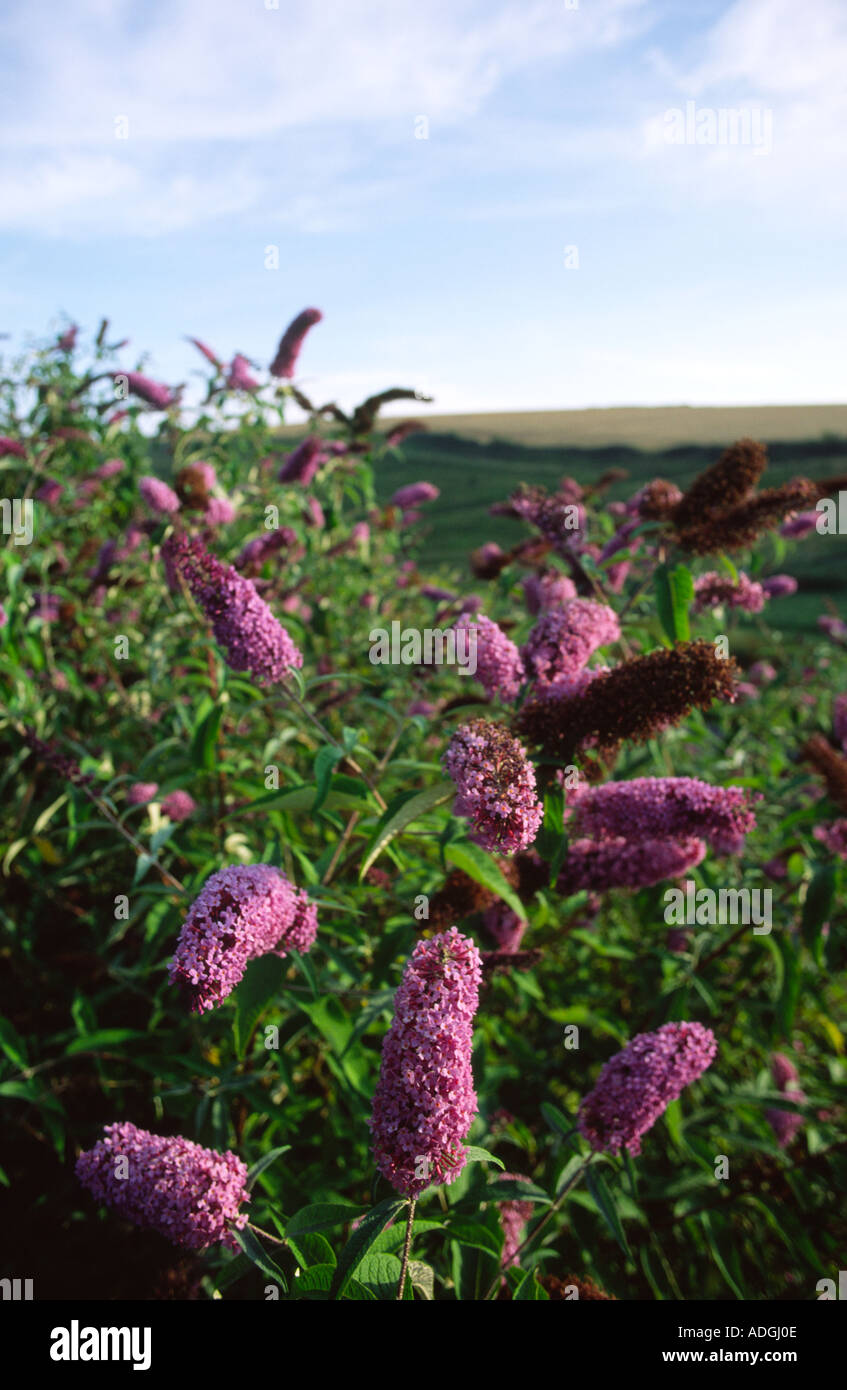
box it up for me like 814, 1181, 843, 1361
377, 431, 847, 633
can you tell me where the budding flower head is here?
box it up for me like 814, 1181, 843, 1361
170, 863, 318, 1013
692, 571, 766, 615
443, 719, 543, 854
270, 307, 323, 378
127, 781, 159, 806
802, 734, 847, 814
761, 574, 797, 599
522, 570, 577, 614
278, 436, 325, 485
390, 481, 439, 509
636, 479, 684, 520
139, 476, 181, 516
119, 372, 176, 411
76, 1121, 249, 1251
369, 927, 482, 1197
163, 533, 303, 685
160, 789, 196, 822
578, 1021, 717, 1156
225, 353, 260, 392
497, 1174, 535, 1267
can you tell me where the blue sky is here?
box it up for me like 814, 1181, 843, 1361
0, 0, 844, 416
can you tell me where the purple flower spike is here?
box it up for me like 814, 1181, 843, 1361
369, 927, 482, 1197
169, 863, 318, 1014
578, 1021, 717, 1156
163, 533, 303, 685
443, 719, 543, 854
76, 1122, 249, 1251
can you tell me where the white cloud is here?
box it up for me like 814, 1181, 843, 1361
0, 0, 648, 234
638, 0, 847, 212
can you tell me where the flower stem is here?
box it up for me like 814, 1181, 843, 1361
482, 1155, 594, 1300
397, 1198, 417, 1300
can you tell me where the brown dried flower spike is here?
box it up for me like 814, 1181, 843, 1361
516, 640, 738, 758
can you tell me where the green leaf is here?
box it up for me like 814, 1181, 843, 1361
297, 995, 353, 1054
191, 700, 223, 771
243, 781, 371, 817
312, 745, 344, 815
369, 1219, 445, 1254
286, 1231, 336, 1270
246, 1145, 292, 1189
585, 1166, 630, 1255
464, 1144, 506, 1170
654, 562, 694, 645
513, 1269, 550, 1300
443, 841, 526, 921
64, 1029, 146, 1055
541, 1102, 577, 1141
285, 1202, 362, 1237
447, 1219, 503, 1257
231, 1225, 289, 1293
407, 1261, 434, 1300
233, 954, 288, 1056
353, 1251, 410, 1300
801, 864, 835, 963
359, 782, 454, 880
329, 1196, 408, 1299
486, 1178, 552, 1205
0, 1016, 28, 1068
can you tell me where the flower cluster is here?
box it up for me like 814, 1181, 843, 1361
169, 864, 318, 1013
567, 776, 758, 853
812, 819, 847, 858
578, 1022, 717, 1155
483, 902, 527, 954
522, 570, 577, 614
557, 835, 706, 894
76, 1122, 249, 1251
765, 1052, 806, 1149
163, 533, 303, 685
497, 1174, 535, 1267
139, 475, 181, 516
369, 927, 482, 1197
455, 613, 523, 702
522, 600, 620, 686
692, 571, 766, 615
443, 719, 543, 853
499, 479, 584, 552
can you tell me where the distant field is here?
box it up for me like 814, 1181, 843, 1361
375, 403, 847, 451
